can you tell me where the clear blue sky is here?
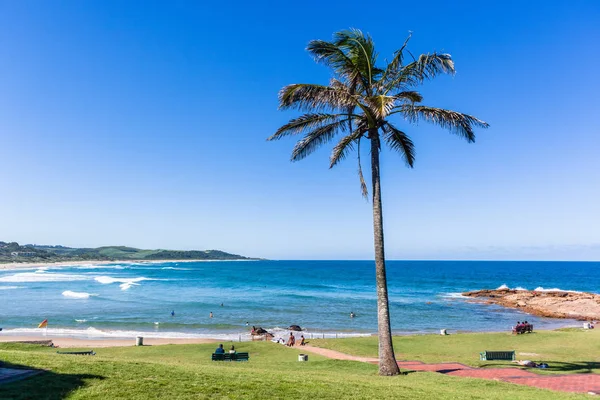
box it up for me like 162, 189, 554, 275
1, 0, 598, 260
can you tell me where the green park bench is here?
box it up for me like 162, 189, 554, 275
479, 350, 515, 361
212, 352, 249, 362
57, 350, 96, 356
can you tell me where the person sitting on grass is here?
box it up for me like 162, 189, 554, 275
215, 344, 225, 354
299, 335, 306, 346
229, 345, 236, 354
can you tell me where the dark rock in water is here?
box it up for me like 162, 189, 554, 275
289, 325, 302, 331
251, 326, 269, 335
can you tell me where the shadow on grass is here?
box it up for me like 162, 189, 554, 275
0, 360, 104, 400
541, 361, 600, 374
478, 361, 600, 374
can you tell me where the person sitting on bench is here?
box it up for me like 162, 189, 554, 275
215, 344, 225, 354
229, 345, 236, 354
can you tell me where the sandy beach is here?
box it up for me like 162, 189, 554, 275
0, 259, 225, 271
0, 336, 218, 348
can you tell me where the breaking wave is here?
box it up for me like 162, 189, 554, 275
0, 272, 89, 283
94, 276, 151, 290
62, 291, 97, 299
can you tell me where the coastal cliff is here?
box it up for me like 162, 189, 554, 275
462, 289, 600, 321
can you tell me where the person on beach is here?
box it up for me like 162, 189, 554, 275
215, 344, 225, 354
286, 332, 295, 347
229, 345, 236, 354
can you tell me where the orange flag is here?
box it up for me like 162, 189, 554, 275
38, 319, 48, 328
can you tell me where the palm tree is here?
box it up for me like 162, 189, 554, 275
268, 29, 488, 376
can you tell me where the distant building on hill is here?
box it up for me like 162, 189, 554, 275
11, 251, 36, 257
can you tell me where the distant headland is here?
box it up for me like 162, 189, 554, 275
0, 241, 258, 265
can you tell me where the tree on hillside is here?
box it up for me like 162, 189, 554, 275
268, 29, 489, 376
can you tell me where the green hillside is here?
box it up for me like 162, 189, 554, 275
0, 241, 254, 263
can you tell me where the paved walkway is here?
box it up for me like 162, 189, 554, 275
299, 346, 600, 394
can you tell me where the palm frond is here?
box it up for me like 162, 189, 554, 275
329, 129, 364, 168
404, 105, 489, 142
268, 113, 346, 141
307, 40, 369, 90
291, 120, 349, 161
379, 32, 412, 89
384, 53, 454, 94
279, 84, 356, 112
382, 122, 415, 167
356, 135, 368, 198
366, 95, 397, 119
333, 29, 382, 85
394, 91, 423, 104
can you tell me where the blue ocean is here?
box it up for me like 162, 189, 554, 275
0, 260, 597, 340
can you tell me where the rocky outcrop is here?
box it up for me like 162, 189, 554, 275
289, 325, 302, 331
462, 289, 600, 321
251, 326, 269, 335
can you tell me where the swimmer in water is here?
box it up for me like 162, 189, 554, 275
171, 310, 175, 317
350, 312, 355, 318
209, 312, 213, 318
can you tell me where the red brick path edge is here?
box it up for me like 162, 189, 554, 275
298, 346, 600, 394
395, 360, 600, 394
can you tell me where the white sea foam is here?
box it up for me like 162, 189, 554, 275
533, 286, 582, 293
75, 264, 125, 270
94, 276, 151, 290
443, 292, 467, 299
75, 319, 88, 323
62, 290, 97, 299
0, 272, 89, 283
266, 327, 370, 340
494, 284, 583, 293
0, 285, 24, 290
161, 267, 191, 271
0, 327, 247, 340
119, 282, 138, 290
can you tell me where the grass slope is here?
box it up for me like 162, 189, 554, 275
309, 328, 600, 375
0, 340, 587, 399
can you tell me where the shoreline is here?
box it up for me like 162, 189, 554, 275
0, 325, 581, 348
0, 322, 579, 348
0, 336, 218, 348
0, 259, 254, 271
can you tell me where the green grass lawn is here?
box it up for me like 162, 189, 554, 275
309, 328, 600, 375
0, 334, 592, 399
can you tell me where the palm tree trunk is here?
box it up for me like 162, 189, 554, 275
370, 129, 400, 376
